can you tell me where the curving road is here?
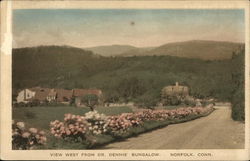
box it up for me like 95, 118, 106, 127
102, 106, 245, 149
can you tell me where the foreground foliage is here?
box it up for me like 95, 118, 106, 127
12, 121, 47, 150
47, 105, 214, 149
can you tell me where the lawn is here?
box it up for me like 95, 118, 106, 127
155, 105, 187, 110
12, 106, 133, 130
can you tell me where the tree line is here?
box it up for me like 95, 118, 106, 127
12, 46, 245, 120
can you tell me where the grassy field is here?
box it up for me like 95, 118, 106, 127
155, 105, 185, 110
12, 106, 133, 130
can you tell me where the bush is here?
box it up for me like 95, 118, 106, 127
162, 96, 182, 106
183, 96, 196, 107
232, 89, 245, 121
107, 113, 142, 135
16, 102, 26, 107
81, 94, 99, 111
12, 121, 47, 150
231, 49, 245, 121
48, 106, 214, 148
135, 94, 158, 109
30, 99, 40, 107
137, 109, 168, 121
49, 112, 110, 146
169, 96, 181, 105
106, 106, 214, 136
84, 111, 108, 135
50, 114, 89, 143
40, 100, 49, 106
200, 99, 214, 107
26, 102, 33, 107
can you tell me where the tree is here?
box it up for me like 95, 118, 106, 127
70, 96, 76, 106
170, 96, 181, 105
117, 77, 146, 101
81, 94, 98, 111
231, 48, 245, 121
135, 94, 159, 109
103, 90, 119, 103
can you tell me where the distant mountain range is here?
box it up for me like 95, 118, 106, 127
85, 40, 244, 60
85, 45, 137, 57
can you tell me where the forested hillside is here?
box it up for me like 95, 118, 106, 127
85, 45, 137, 56
231, 49, 245, 121
13, 45, 238, 103
146, 40, 243, 60
115, 40, 243, 60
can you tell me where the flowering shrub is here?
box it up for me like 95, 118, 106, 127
84, 111, 108, 135
136, 106, 214, 121
12, 121, 47, 150
135, 109, 156, 121
49, 105, 214, 142
50, 114, 89, 142
107, 113, 142, 135
105, 106, 214, 135
136, 109, 172, 121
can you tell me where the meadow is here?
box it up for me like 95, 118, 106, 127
12, 106, 133, 130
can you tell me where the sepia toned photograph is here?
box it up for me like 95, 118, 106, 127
11, 8, 246, 150
0, 0, 249, 160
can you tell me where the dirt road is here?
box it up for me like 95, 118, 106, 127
102, 106, 244, 149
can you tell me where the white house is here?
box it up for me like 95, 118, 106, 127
16, 89, 36, 103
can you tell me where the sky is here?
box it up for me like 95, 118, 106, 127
13, 9, 245, 48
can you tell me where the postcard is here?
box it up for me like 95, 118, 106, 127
0, 0, 249, 160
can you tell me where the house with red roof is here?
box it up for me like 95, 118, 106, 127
16, 87, 103, 106
54, 89, 73, 104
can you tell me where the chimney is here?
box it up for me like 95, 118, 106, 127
175, 82, 179, 86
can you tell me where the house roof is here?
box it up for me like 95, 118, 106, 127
21, 87, 102, 102
29, 87, 51, 101
54, 89, 73, 102
48, 89, 57, 97
73, 89, 102, 97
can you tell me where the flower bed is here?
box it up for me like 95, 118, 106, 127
49, 105, 214, 149
107, 113, 142, 135
13, 105, 214, 149
50, 114, 89, 142
12, 121, 47, 150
